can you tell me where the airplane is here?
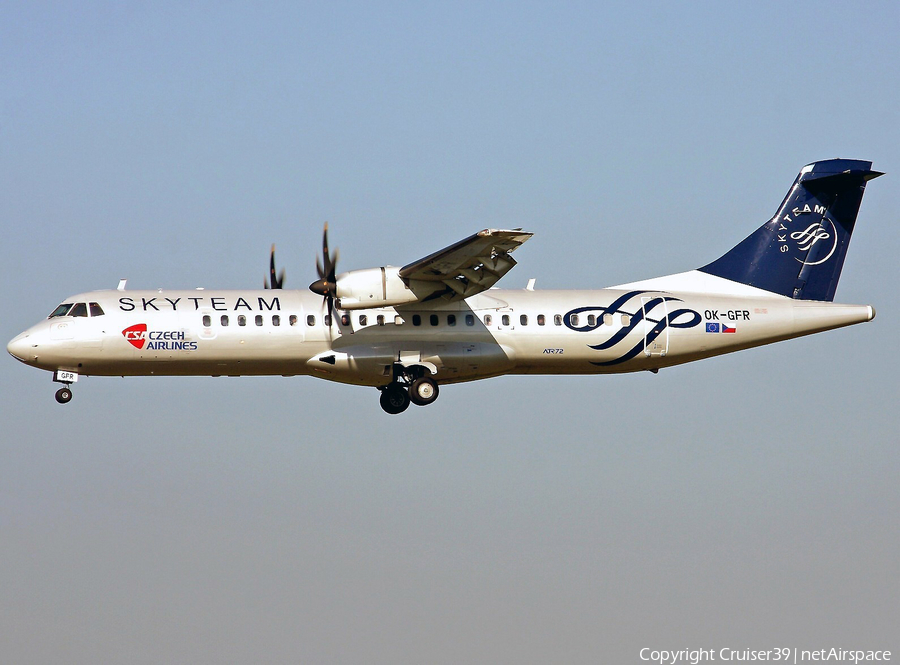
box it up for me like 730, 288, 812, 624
7, 159, 881, 414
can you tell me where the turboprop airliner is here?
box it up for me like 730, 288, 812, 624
8, 159, 880, 414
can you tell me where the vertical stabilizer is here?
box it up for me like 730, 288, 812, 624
699, 159, 881, 301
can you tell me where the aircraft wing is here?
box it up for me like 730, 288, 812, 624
399, 228, 533, 301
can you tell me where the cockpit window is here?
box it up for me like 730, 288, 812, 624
69, 303, 88, 317
89, 302, 105, 317
49, 303, 74, 318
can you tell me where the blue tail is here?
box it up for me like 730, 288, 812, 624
700, 159, 881, 301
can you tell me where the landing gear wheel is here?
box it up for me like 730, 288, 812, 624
409, 376, 439, 406
380, 384, 410, 414
55, 387, 73, 404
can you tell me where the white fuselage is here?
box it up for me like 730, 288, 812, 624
10, 160, 879, 412
7, 278, 874, 388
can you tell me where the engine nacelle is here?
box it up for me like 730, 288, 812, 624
335, 266, 420, 310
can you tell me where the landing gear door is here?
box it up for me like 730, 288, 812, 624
641, 296, 668, 357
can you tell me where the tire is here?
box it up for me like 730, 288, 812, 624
55, 387, 73, 404
379, 384, 410, 414
408, 376, 439, 406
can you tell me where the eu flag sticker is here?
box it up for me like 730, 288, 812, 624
706, 322, 720, 333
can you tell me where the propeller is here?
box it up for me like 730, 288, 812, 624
309, 222, 339, 323
264, 244, 285, 289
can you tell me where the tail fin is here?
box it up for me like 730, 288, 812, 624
700, 159, 881, 301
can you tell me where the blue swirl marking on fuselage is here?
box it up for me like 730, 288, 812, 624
563, 290, 702, 366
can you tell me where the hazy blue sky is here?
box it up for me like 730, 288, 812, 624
2, 2, 898, 663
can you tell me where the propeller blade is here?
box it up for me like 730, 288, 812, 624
320, 294, 334, 342
310, 222, 339, 342
322, 222, 331, 276
310, 222, 339, 296
309, 222, 338, 339
266, 244, 285, 289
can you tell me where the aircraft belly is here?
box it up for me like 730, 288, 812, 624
77, 358, 315, 377
427, 341, 516, 383
305, 339, 517, 386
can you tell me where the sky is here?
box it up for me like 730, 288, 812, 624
1, 2, 898, 663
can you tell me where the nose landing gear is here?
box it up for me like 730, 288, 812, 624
51, 370, 79, 404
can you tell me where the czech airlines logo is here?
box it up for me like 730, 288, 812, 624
122, 324, 198, 351
122, 323, 148, 349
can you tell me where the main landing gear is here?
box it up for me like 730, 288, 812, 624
378, 366, 440, 414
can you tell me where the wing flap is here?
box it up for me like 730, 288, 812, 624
399, 228, 533, 302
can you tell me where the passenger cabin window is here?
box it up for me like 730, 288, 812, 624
502, 314, 510, 326
430, 314, 439, 326
394, 315, 403, 325
221, 315, 229, 326
377, 315, 385, 326
484, 315, 492, 326
272, 315, 280, 326
89, 302, 104, 317
289, 315, 298, 326
554, 314, 563, 326
587, 314, 596, 327
70, 303, 88, 317
603, 313, 613, 326
412, 314, 422, 326
324, 315, 332, 327
537, 314, 545, 326
570, 314, 579, 326
202, 315, 211, 327
307, 315, 316, 326
340, 314, 350, 326
359, 314, 367, 326
238, 315, 247, 326
465, 314, 475, 326
49, 304, 73, 318
447, 314, 456, 326
520, 314, 528, 326
255, 315, 263, 326
621, 314, 630, 326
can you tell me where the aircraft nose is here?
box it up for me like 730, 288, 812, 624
7, 333, 33, 363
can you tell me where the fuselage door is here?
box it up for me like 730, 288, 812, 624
641, 296, 668, 357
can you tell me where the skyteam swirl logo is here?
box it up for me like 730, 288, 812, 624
564, 290, 701, 366
791, 218, 838, 266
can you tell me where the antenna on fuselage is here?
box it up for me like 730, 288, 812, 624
117, 279, 127, 291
